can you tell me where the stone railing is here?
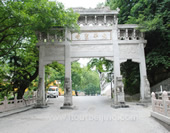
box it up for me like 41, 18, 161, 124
155, 91, 170, 99
74, 7, 119, 27
118, 25, 144, 40
0, 96, 37, 113
77, 14, 118, 27
36, 26, 145, 44
36, 28, 65, 43
151, 91, 170, 117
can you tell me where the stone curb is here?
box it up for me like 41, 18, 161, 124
0, 105, 34, 118
151, 111, 170, 125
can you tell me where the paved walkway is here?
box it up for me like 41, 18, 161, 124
0, 96, 169, 133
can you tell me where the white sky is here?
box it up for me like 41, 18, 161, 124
78, 58, 91, 67
57, 0, 106, 9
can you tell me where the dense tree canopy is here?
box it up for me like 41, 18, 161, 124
0, 0, 79, 99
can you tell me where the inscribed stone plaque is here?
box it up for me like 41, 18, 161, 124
72, 31, 111, 41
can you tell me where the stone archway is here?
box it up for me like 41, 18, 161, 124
36, 7, 150, 108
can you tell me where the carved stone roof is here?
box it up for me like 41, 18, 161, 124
72, 7, 119, 15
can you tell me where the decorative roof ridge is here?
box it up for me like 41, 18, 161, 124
72, 7, 120, 13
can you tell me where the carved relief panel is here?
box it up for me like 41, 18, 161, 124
71, 45, 113, 52
44, 45, 65, 61
119, 44, 140, 60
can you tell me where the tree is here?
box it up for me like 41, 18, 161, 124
106, 0, 136, 24
120, 60, 140, 95
81, 67, 100, 95
107, 0, 170, 89
84, 83, 100, 95
87, 58, 113, 74
96, 2, 105, 8
71, 62, 83, 91
0, 0, 79, 99
0, 0, 79, 58
45, 62, 65, 89
69, 62, 101, 95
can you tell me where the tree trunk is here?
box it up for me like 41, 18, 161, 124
17, 81, 30, 99
17, 87, 26, 99
16, 65, 39, 99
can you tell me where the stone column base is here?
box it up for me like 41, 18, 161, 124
60, 104, 75, 109
34, 103, 48, 108
136, 98, 151, 107
140, 98, 151, 103
111, 102, 129, 109
35, 100, 48, 108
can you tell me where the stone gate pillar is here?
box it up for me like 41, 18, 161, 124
61, 29, 74, 109
139, 43, 150, 102
36, 46, 46, 107
112, 25, 121, 105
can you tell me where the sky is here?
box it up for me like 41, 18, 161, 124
57, 0, 106, 9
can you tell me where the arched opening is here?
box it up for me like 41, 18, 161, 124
72, 58, 101, 96
44, 61, 65, 98
120, 59, 140, 101
43, 59, 103, 99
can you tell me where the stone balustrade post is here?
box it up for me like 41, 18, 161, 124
151, 92, 156, 111
4, 96, 8, 110
14, 95, 17, 107
162, 91, 168, 116
28, 96, 31, 105
34, 91, 37, 99
29, 96, 31, 105
33, 95, 36, 104
34, 96, 36, 104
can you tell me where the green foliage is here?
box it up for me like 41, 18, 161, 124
71, 62, 100, 94
0, 0, 79, 99
121, 60, 140, 95
71, 62, 82, 91
84, 83, 100, 95
40, 61, 100, 95
106, 0, 136, 24
87, 58, 113, 74
80, 66, 100, 95
107, 0, 170, 89
46, 62, 65, 89
146, 50, 170, 70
